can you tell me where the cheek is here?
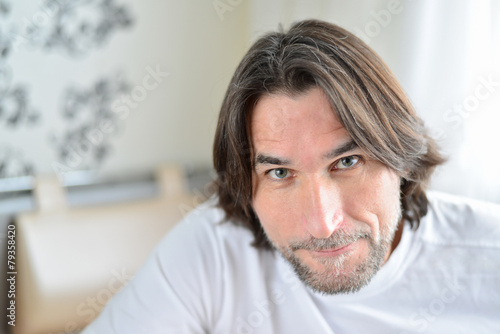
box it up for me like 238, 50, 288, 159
343, 166, 400, 231
253, 184, 301, 245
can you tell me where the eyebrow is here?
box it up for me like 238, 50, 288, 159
253, 139, 358, 169
323, 139, 358, 160
254, 154, 291, 167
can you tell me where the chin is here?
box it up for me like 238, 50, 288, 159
279, 237, 390, 295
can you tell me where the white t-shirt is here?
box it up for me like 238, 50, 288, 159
82, 192, 500, 333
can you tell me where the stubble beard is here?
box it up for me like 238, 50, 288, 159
269, 200, 402, 295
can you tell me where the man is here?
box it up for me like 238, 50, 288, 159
83, 20, 500, 333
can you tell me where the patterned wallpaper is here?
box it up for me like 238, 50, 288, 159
0, 0, 134, 179
0, 0, 249, 186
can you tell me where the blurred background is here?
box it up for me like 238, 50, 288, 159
0, 0, 499, 333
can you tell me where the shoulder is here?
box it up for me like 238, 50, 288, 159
83, 197, 264, 333
159, 196, 256, 254
154, 196, 263, 284
419, 191, 500, 248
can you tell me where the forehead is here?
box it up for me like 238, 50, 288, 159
250, 88, 350, 151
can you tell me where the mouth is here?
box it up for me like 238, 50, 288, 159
309, 241, 355, 258
288, 231, 368, 263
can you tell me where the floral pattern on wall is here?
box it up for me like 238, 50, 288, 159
0, 0, 135, 178
51, 75, 131, 171
26, 0, 134, 56
0, 144, 33, 179
0, 3, 39, 128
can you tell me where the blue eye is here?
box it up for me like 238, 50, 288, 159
269, 168, 289, 179
335, 156, 359, 169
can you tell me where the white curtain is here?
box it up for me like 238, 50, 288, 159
248, 0, 500, 203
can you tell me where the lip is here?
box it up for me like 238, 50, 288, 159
310, 242, 354, 257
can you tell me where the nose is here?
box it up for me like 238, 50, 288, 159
302, 178, 344, 239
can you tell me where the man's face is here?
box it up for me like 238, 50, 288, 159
251, 87, 403, 294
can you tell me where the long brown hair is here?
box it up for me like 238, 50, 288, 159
213, 19, 445, 249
